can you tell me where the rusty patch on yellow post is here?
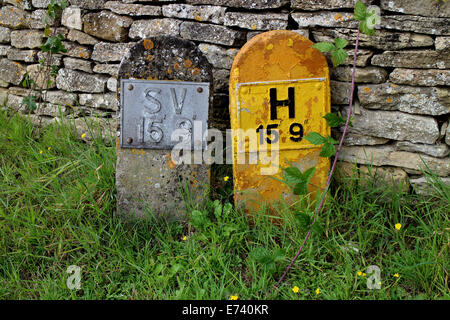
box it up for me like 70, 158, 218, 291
229, 30, 331, 215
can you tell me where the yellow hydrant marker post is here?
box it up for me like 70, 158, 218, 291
229, 30, 331, 215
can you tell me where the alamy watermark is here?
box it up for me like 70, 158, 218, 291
66, 265, 81, 290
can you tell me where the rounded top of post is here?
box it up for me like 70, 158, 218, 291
118, 36, 213, 84
230, 30, 329, 84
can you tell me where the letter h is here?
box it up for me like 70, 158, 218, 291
270, 87, 295, 120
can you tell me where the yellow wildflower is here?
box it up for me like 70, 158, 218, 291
292, 286, 299, 293
81, 133, 86, 139
39, 150, 43, 154
395, 223, 402, 230
224, 176, 229, 182
357, 271, 362, 276
393, 273, 400, 278
230, 295, 238, 300
362, 273, 366, 277
315, 288, 320, 295
182, 236, 187, 241
47, 147, 51, 151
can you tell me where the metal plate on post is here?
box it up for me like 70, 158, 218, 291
120, 79, 210, 150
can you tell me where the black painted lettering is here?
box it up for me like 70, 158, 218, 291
270, 87, 295, 120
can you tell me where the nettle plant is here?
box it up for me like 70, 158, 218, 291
22, 0, 68, 112
250, 1, 380, 288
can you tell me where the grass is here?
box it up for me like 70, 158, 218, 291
0, 110, 448, 300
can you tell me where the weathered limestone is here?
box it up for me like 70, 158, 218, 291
56, 68, 107, 93
436, 37, 450, 53
6, 48, 37, 62
212, 68, 229, 92
107, 77, 117, 92
0, 6, 30, 29
106, 1, 162, 16
83, 11, 133, 42
67, 29, 99, 46
29, 9, 52, 29
62, 41, 91, 59
129, 19, 181, 39
372, 51, 450, 69
93, 64, 119, 76
69, 116, 115, 142
10, 30, 43, 49
79, 93, 118, 111
162, 4, 226, 24
186, 0, 289, 9
292, 12, 358, 29
390, 69, 450, 87
331, 81, 352, 105
223, 12, 288, 30
116, 37, 213, 220
0, 45, 8, 56
348, 108, 440, 144
5, 0, 33, 10
340, 146, 450, 177
69, 0, 107, 10
64, 57, 93, 73
358, 84, 450, 116
180, 21, 245, 46
91, 42, 134, 62
26, 64, 56, 89
45, 90, 77, 106
331, 66, 387, 84
0, 58, 26, 85
359, 165, 409, 190
31, 0, 50, 8
37, 52, 62, 66
292, 0, 372, 10
312, 28, 434, 50
447, 126, 450, 146
394, 141, 449, 158
325, 49, 373, 67
410, 176, 450, 196
62, 7, 82, 30
0, 27, 11, 44
382, 15, 450, 36
380, 0, 450, 18
198, 44, 238, 69
35, 102, 68, 117
342, 133, 389, 146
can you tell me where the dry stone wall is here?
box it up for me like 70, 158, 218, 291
0, 0, 449, 194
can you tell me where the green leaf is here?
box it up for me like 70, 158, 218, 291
44, 25, 51, 37
213, 200, 222, 219
22, 96, 37, 111
354, 0, 367, 21
295, 211, 311, 228
326, 136, 339, 145
331, 48, 348, 67
312, 42, 335, 53
283, 166, 303, 183
273, 249, 285, 262
359, 20, 375, 36
305, 132, 327, 145
323, 113, 346, 127
191, 210, 209, 229
250, 247, 273, 265
334, 38, 348, 49
320, 142, 337, 158
303, 167, 316, 183
293, 181, 308, 195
